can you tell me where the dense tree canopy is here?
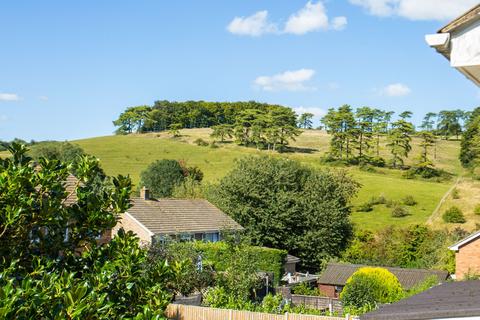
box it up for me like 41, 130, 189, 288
0, 143, 173, 319
460, 108, 480, 168
207, 156, 359, 270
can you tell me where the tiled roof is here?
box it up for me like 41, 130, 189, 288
362, 280, 480, 320
317, 263, 448, 290
128, 198, 243, 235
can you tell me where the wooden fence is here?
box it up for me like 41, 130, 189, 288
165, 304, 348, 320
290, 295, 343, 315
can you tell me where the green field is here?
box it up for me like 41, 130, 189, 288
66, 128, 464, 231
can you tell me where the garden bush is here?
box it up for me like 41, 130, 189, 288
402, 195, 417, 206
391, 206, 409, 218
452, 188, 460, 199
442, 206, 466, 223
340, 267, 404, 314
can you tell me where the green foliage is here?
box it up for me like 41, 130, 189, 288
193, 138, 209, 146
387, 119, 414, 168
402, 195, 417, 206
452, 188, 460, 199
342, 225, 465, 271
168, 123, 183, 137
113, 105, 152, 134
298, 113, 314, 129
0, 143, 172, 319
211, 124, 234, 142
460, 113, 480, 168
442, 206, 466, 224
474, 204, 480, 216
391, 205, 409, 218
191, 241, 286, 285
292, 282, 324, 296
340, 267, 404, 313
403, 275, 438, 298
208, 156, 359, 270
139, 159, 185, 198
357, 202, 374, 212
29, 141, 86, 166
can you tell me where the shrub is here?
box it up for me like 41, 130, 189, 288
391, 206, 409, 218
357, 202, 373, 212
452, 188, 460, 199
193, 138, 209, 146
402, 195, 417, 206
475, 204, 480, 216
370, 195, 387, 205
442, 206, 466, 223
386, 199, 400, 208
340, 267, 404, 314
209, 142, 219, 148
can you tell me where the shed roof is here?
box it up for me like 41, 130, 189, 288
128, 198, 243, 235
361, 280, 480, 320
317, 263, 448, 290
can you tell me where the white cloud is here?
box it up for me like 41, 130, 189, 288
39, 96, 49, 101
285, 1, 347, 34
350, 0, 478, 21
228, 2, 347, 37
0, 93, 20, 101
382, 83, 411, 97
254, 69, 316, 92
293, 106, 326, 118
227, 10, 278, 36
331, 16, 348, 31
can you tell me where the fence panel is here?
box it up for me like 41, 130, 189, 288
165, 304, 344, 320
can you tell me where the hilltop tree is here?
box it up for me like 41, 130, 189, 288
438, 110, 462, 140
460, 111, 480, 168
298, 113, 314, 129
168, 123, 183, 137
355, 107, 375, 158
210, 124, 234, 142
372, 109, 387, 157
421, 112, 437, 132
399, 111, 413, 120
322, 105, 356, 160
208, 156, 359, 270
113, 105, 152, 134
387, 120, 414, 168
418, 131, 436, 164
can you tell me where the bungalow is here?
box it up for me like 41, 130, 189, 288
316, 263, 449, 298
361, 280, 480, 320
426, 4, 480, 86
449, 230, 480, 279
111, 187, 244, 245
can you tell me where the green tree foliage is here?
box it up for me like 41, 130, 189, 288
28, 141, 85, 166
139, 159, 203, 198
210, 124, 234, 142
437, 110, 463, 140
399, 111, 413, 120
207, 156, 359, 270
322, 105, 357, 160
341, 225, 466, 272
298, 112, 314, 129
387, 119, 414, 168
0, 143, 173, 319
421, 112, 437, 132
460, 111, 480, 168
340, 267, 404, 314
113, 105, 152, 134
168, 123, 183, 137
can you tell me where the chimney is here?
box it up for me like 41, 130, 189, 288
140, 186, 150, 200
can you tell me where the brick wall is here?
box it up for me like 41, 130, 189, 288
112, 213, 153, 246
318, 284, 337, 298
456, 238, 480, 279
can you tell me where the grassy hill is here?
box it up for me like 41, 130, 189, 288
66, 128, 477, 231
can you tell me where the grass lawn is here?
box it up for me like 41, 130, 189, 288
70, 128, 461, 231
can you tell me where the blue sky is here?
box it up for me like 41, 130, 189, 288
1, 0, 479, 141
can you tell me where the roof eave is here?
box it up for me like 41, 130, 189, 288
438, 4, 480, 34
449, 230, 480, 251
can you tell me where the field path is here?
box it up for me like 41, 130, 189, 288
426, 177, 461, 225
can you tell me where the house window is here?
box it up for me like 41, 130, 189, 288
334, 286, 344, 295
203, 232, 220, 242
179, 233, 193, 242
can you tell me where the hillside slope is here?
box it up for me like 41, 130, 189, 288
71, 129, 474, 231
